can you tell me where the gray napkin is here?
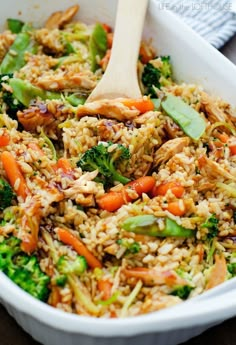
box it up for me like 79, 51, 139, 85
158, 0, 236, 48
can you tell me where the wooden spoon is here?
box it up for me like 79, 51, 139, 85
87, 0, 149, 103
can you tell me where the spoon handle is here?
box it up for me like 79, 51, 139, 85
87, 0, 149, 102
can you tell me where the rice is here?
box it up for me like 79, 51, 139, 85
0, 4, 235, 319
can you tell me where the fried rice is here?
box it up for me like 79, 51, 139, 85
0, 5, 235, 318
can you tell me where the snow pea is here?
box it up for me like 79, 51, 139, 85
161, 94, 206, 140
89, 23, 107, 72
122, 214, 195, 238
7, 18, 24, 33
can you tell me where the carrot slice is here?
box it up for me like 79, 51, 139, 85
97, 176, 156, 212
165, 201, 186, 216
57, 227, 102, 269
151, 182, 184, 198
56, 157, 72, 174
0, 131, 10, 147
216, 133, 229, 143
206, 254, 227, 290
121, 98, 154, 113
1, 151, 29, 200
97, 279, 113, 300
229, 144, 236, 156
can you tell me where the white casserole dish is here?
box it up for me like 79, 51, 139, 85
0, 0, 236, 344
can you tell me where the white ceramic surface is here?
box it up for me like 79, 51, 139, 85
0, 1, 236, 344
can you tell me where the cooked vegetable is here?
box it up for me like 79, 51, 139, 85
201, 214, 219, 239
120, 280, 142, 317
171, 285, 193, 299
227, 263, 236, 276
7, 18, 24, 33
216, 182, 236, 198
151, 182, 184, 198
161, 94, 206, 140
0, 24, 37, 73
97, 176, 156, 212
1, 151, 29, 200
57, 255, 87, 275
77, 142, 131, 186
56, 158, 72, 174
0, 131, 10, 147
0, 236, 50, 301
9, 78, 61, 107
89, 23, 107, 72
57, 227, 102, 269
65, 94, 86, 107
0, 74, 24, 118
141, 56, 172, 97
121, 98, 154, 113
165, 201, 186, 216
122, 215, 195, 238
0, 178, 15, 210
117, 239, 141, 254
97, 279, 113, 301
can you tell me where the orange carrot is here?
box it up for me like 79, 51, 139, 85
28, 142, 44, 156
107, 33, 113, 48
121, 98, 154, 113
1, 151, 29, 200
0, 131, 10, 147
229, 144, 236, 156
49, 286, 61, 307
97, 279, 113, 300
102, 23, 112, 33
56, 157, 72, 174
151, 182, 184, 198
206, 254, 227, 290
57, 227, 102, 269
216, 133, 229, 143
97, 176, 156, 212
165, 201, 186, 216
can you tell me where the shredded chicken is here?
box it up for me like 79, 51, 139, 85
200, 92, 232, 124
36, 71, 97, 91
77, 99, 140, 122
17, 101, 73, 139
45, 5, 79, 29
198, 155, 236, 181
153, 137, 190, 167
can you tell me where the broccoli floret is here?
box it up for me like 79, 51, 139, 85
227, 263, 236, 276
0, 74, 24, 119
201, 214, 219, 239
171, 285, 193, 300
0, 178, 15, 211
0, 236, 50, 301
141, 56, 172, 97
57, 255, 87, 275
77, 142, 131, 186
55, 274, 67, 287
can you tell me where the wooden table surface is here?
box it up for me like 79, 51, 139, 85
1, 35, 236, 345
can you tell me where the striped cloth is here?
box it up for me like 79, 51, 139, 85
157, 0, 236, 48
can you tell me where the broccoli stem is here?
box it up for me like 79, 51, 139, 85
122, 215, 195, 238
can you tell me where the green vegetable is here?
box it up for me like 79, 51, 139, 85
0, 74, 24, 118
117, 239, 140, 254
66, 94, 86, 107
161, 94, 206, 140
89, 23, 107, 72
40, 129, 57, 161
201, 214, 219, 239
122, 215, 195, 238
227, 263, 236, 276
141, 56, 172, 97
9, 78, 61, 107
0, 178, 15, 211
97, 291, 120, 306
0, 237, 50, 301
77, 142, 131, 186
0, 24, 37, 73
7, 18, 24, 33
55, 274, 67, 287
151, 98, 161, 110
171, 285, 193, 299
57, 255, 87, 275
